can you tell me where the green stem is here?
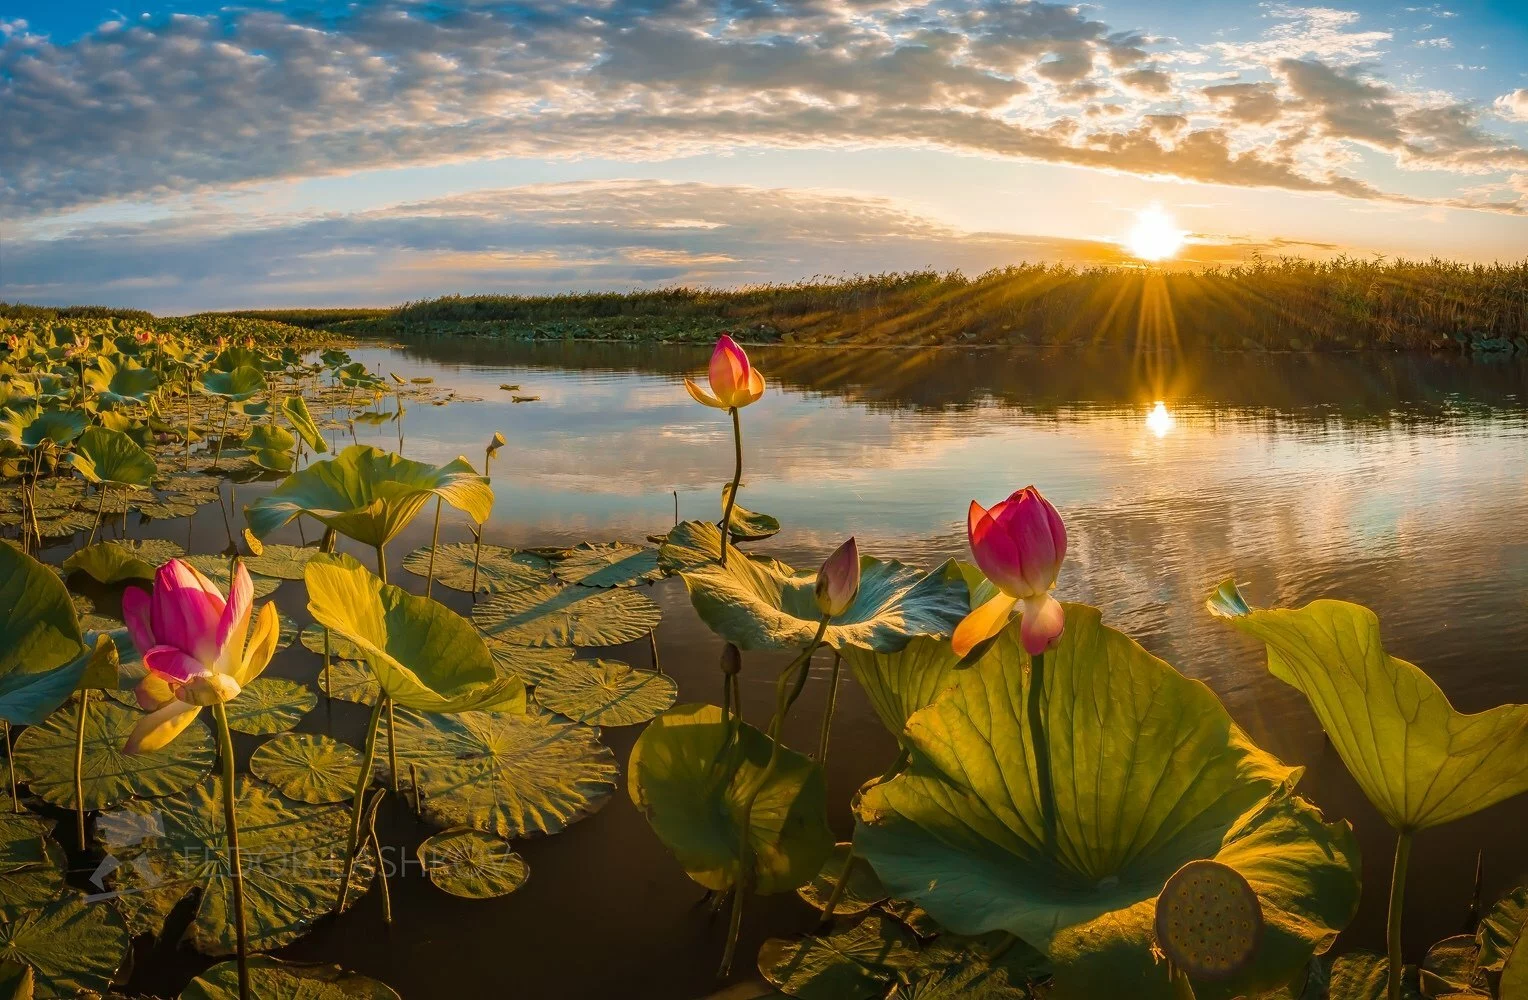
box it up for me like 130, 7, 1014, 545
74, 690, 88, 850
386, 698, 398, 795
4, 721, 16, 813
470, 451, 495, 597
816, 651, 843, 763
650, 631, 663, 676
1387, 830, 1413, 1000
1028, 650, 1056, 850
717, 407, 742, 567
212, 403, 231, 469
374, 543, 388, 585
211, 704, 250, 1000
323, 629, 332, 700
818, 747, 911, 929
337, 698, 385, 913
425, 498, 442, 598
87, 486, 108, 547
367, 799, 392, 925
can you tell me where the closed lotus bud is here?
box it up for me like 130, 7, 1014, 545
720, 643, 742, 676
815, 537, 861, 619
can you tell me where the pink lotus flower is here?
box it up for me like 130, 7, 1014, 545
120, 558, 279, 754
952, 486, 1067, 657
815, 537, 861, 618
685, 334, 766, 409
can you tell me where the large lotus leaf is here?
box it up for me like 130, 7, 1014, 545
243, 543, 317, 580
1209, 580, 1528, 831
279, 395, 328, 454
305, 553, 522, 714
199, 365, 265, 402
71, 427, 157, 487
472, 583, 661, 648
400, 542, 552, 594
533, 659, 677, 726
842, 635, 964, 744
1503, 922, 1528, 1000
222, 678, 316, 735
5, 408, 88, 450
757, 915, 920, 1000
628, 703, 832, 893
249, 734, 363, 805
683, 552, 968, 653
86, 357, 160, 407
61, 539, 184, 584
245, 444, 492, 548
418, 828, 529, 899
854, 605, 1360, 1000
181, 957, 399, 1000
553, 542, 664, 588
1480, 888, 1528, 973
657, 519, 730, 574
0, 541, 82, 679
13, 697, 213, 810
98, 775, 374, 955
0, 894, 129, 999
376, 708, 618, 839
300, 623, 364, 660
182, 555, 281, 600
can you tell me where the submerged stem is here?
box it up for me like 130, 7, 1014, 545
74, 690, 88, 850
815, 651, 843, 764
87, 486, 108, 547
717, 407, 742, 567
337, 698, 385, 913
1028, 650, 1056, 850
211, 704, 250, 1000
1387, 830, 1413, 1000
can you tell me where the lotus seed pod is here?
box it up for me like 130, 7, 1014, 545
1154, 859, 1263, 982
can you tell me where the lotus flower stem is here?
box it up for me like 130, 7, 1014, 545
673, 490, 679, 526
468, 446, 497, 597
338, 697, 386, 913
367, 795, 392, 924
717, 408, 742, 567
374, 544, 388, 585
425, 498, 442, 598
184, 378, 194, 459
211, 703, 251, 1000
1027, 651, 1057, 849
1386, 830, 1413, 1000
386, 698, 399, 795
649, 631, 663, 676
87, 485, 108, 547
4, 722, 16, 812
73, 689, 88, 849
815, 651, 843, 764
212, 403, 231, 469
323, 630, 332, 702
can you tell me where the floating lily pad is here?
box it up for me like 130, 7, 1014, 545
757, 916, 920, 1000
61, 539, 185, 584
472, 584, 661, 648
98, 776, 374, 955
300, 623, 364, 660
181, 957, 401, 1000
181, 555, 281, 599
223, 678, 316, 736
0, 816, 53, 876
533, 659, 676, 726
401, 543, 552, 594
13, 697, 214, 810
0, 894, 130, 999
249, 734, 363, 805
274, 611, 299, 652
889, 932, 1048, 1000
136, 498, 199, 520
418, 828, 529, 899
553, 542, 664, 588
485, 642, 576, 687
317, 659, 380, 706
797, 843, 887, 917
243, 543, 318, 581
35, 511, 95, 538
722, 484, 780, 542
377, 709, 618, 839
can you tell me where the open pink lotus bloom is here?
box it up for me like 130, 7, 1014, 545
815, 537, 861, 619
952, 486, 1067, 657
685, 334, 766, 409
120, 558, 279, 754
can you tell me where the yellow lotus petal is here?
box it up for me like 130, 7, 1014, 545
124, 700, 201, 755
951, 593, 1019, 657
684, 378, 727, 409
738, 367, 766, 406
234, 602, 280, 686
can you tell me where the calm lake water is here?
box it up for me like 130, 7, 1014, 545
108, 340, 1528, 998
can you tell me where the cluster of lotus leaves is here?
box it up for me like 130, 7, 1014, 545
245, 445, 492, 549
852, 603, 1362, 999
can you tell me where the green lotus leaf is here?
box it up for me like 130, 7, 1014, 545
223, 678, 317, 735
70, 428, 156, 488
181, 555, 281, 599
797, 843, 887, 917
1480, 888, 1528, 973
136, 497, 199, 520
279, 395, 328, 454
472, 583, 661, 648
1502, 921, 1528, 1000
243, 543, 317, 580
1420, 935, 1487, 997
0, 893, 129, 999
757, 915, 920, 1000
0, 541, 83, 679
890, 930, 1049, 1000
245, 444, 492, 549
721, 483, 780, 541
1209, 580, 1528, 831
628, 703, 832, 893
305, 553, 523, 713
683, 552, 968, 653
300, 622, 364, 660
854, 605, 1361, 1000
842, 635, 964, 745
249, 734, 363, 805
400, 542, 552, 594
61, 538, 184, 584
532, 659, 677, 726
377, 708, 618, 839
418, 828, 529, 899
317, 659, 380, 706
485, 641, 576, 687
85, 356, 159, 408
0, 816, 52, 877
1329, 953, 1421, 1000
13, 697, 213, 810
181, 957, 400, 1000
553, 542, 664, 588
0, 960, 30, 1000
97, 775, 374, 955
274, 611, 299, 652
0, 407, 88, 450
657, 519, 729, 574
199, 365, 266, 402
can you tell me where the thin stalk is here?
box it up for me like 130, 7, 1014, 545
816, 747, 910, 928
374, 543, 388, 585
323, 630, 332, 700
212, 403, 231, 469
1028, 650, 1057, 850
386, 698, 398, 795
185, 381, 193, 459
815, 651, 843, 763
469, 449, 495, 597
673, 490, 679, 526
87, 486, 108, 547
1387, 830, 1413, 1000
717, 407, 742, 567
367, 796, 392, 924
4, 721, 16, 812
424, 498, 443, 598
211, 703, 250, 1000
650, 631, 663, 676
337, 698, 386, 913
73, 690, 88, 849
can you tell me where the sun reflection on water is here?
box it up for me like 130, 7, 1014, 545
1146, 400, 1176, 438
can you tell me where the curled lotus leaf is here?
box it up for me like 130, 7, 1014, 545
1209, 580, 1528, 831
61, 539, 184, 584
0, 542, 90, 727
721, 483, 780, 541
471, 583, 661, 648
222, 678, 317, 736
1, 407, 88, 450
279, 395, 328, 455
841, 635, 965, 746
400, 542, 552, 594
683, 552, 969, 653
628, 703, 832, 893
97, 775, 375, 955
797, 843, 887, 917
250, 733, 363, 805
532, 659, 677, 726
181, 957, 400, 1000
1479, 888, 1528, 974
854, 605, 1362, 1000
418, 828, 529, 899
552, 542, 664, 588
377, 708, 618, 839
656, 519, 727, 574
757, 915, 920, 1000
198, 365, 265, 402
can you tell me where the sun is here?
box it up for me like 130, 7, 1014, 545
1125, 205, 1187, 262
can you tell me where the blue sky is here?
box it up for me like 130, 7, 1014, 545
4, 0, 1527, 311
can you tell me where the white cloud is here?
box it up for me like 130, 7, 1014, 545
1496, 89, 1528, 122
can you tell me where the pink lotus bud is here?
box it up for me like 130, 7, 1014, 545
815, 537, 861, 619
684, 334, 766, 409
953, 487, 1067, 657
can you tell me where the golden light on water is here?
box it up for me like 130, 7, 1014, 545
1146, 400, 1176, 438
1126, 206, 1187, 262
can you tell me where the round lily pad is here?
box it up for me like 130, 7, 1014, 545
223, 678, 317, 735
401, 543, 552, 593
758, 916, 920, 1000
300, 623, 365, 660
13, 697, 214, 810
472, 583, 661, 648
0, 894, 130, 998
418, 828, 529, 899
797, 843, 888, 917
553, 542, 664, 588
486, 641, 576, 687
317, 659, 379, 706
181, 554, 281, 599
533, 659, 677, 726
137, 498, 199, 520
181, 956, 401, 1000
243, 543, 318, 580
274, 611, 300, 652
378, 709, 619, 839
250, 734, 363, 805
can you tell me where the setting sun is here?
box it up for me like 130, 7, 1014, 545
1126, 206, 1187, 262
